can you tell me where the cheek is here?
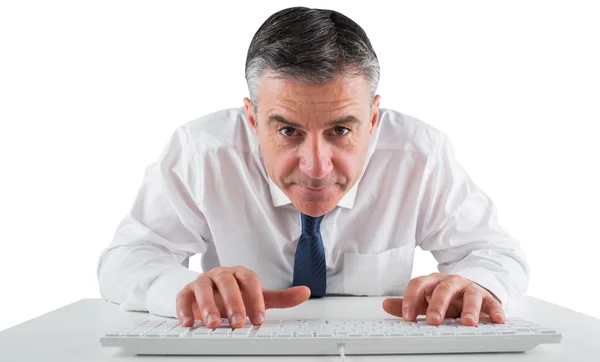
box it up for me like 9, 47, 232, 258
334, 154, 358, 177
265, 147, 298, 177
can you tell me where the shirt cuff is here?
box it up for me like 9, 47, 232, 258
450, 268, 510, 311
145, 267, 201, 318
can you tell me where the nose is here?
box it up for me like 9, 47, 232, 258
298, 136, 334, 179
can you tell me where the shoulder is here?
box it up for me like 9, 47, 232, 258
176, 106, 255, 154
375, 108, 446, 157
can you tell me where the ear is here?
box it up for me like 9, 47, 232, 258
243, 97, 259, 136
369, 94, 381, 135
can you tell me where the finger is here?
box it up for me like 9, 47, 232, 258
234, 269, 265, 325
382, 298, 403, 317
383, 296, 461, 320
264, 286, 311, 309
426, 275, 470, 325
460, 286, 484, 326
445, 299, 463, 318
382, 298, 428, 318
428, 296, 462, 318
212, 269, 247, 328
402, 273, 441, 321
482, 295, 505, 324
175, 287, 195, 327
191, 297, 204, 321
193, 274, 222, 328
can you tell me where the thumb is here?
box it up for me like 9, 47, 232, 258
382, 297, 404, 317
264, 286, 311, 309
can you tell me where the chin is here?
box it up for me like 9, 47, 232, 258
288, 184, 343, 216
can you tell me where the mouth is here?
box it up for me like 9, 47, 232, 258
300, 185, 332, 192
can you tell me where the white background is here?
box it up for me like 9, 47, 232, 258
0, 1, 598, 332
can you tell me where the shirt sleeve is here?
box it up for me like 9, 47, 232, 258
416, 132, 531, 310
96, 126, 209, 318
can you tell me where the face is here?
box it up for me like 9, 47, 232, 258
244, 72, 381, 217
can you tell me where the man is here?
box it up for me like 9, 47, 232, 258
97, 6, 529, 330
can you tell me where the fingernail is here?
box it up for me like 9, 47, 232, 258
231, 313, 244, 325
253, 312, 265, 324
429, 311, 441, 320
207, 314, 219, 325
403, 307, 411, 319
464, 313, 474, 320
181, 315, 192, 325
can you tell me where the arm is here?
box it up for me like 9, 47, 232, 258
416, 132, 530, 309
97, 126, 209, 318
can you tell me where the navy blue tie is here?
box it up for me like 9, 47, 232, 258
292, 213, 327, 298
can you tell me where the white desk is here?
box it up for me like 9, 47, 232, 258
0, 296, 598, 361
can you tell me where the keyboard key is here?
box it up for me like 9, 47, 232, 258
193, 328, 211, 335
191, 320, 205, 329
147, 331, 167, 337
439, 331, 456, 336
281, 320, 303, 325
233, 328, 252, 335
256, 332, 273, 337
106, 331, 126, 337
145, 322, 165, 327
388, 332, 406, 336
397, 324, 416, 329
273, 332, 292, 337
536, 329, 557, 334
316, 332, 334, 337
211, 329, 232, 336
189, 333, 210, 338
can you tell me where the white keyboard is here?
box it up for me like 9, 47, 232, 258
100, 316, 561, 355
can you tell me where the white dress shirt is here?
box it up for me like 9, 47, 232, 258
96, 106, 530, 318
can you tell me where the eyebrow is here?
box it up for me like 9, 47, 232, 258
266, 114, 363, 128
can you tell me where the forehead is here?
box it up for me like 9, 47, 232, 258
257, 73, 371, 113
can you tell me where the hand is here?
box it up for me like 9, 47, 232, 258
176, 266, 310, 328
382, 273, 504, 326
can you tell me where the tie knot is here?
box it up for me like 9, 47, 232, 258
301, 214, 324, 235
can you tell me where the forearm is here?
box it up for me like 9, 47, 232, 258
97, 244, 200, 317
431, 236, 530, 309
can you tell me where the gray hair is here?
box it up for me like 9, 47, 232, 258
244, 7, 380, 114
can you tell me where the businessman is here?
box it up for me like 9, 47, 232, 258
97, 6, 530, 330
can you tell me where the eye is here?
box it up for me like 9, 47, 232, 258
331, 126, 349, 136
279, 127, 297, 137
